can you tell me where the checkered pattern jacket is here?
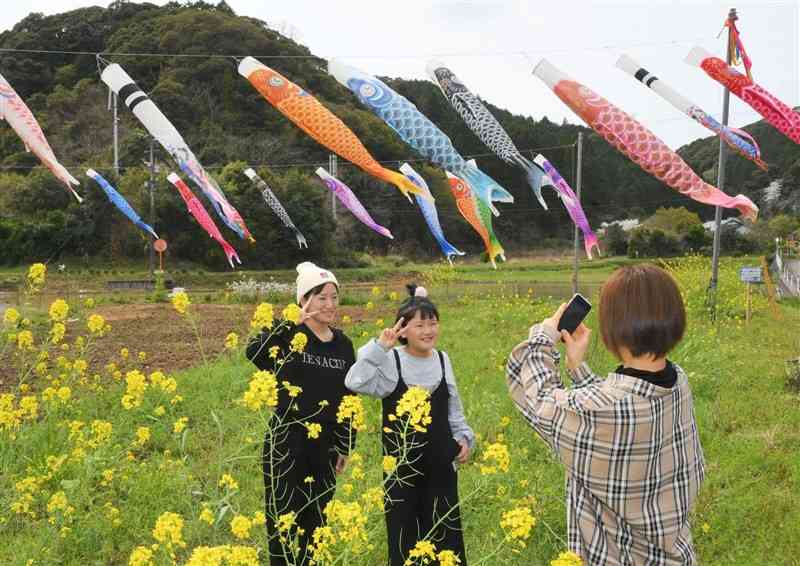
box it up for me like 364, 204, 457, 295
506, 324, 705, 565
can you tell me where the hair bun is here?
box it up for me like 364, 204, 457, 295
414, 286, 428, 298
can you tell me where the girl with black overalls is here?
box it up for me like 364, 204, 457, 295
345, 284, 474, 565
247, 262, 357, 566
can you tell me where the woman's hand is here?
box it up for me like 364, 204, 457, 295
377, 318, 407, 350
542, 303, 568, 337
299, 300, 318, 325
456, 439, 470, 464
561, 323, 591, 371
335, 454, 348, 475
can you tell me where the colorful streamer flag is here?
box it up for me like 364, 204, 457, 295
327, 59, 514, 216
243, 168, 307, 248
86, 169, 158, 239
167, 173, 241, 268
532, 156, 600, 259
533, 59, 758, 221
616, 54, 767, 171
314, 168, 393, 239
100, 63, 252, 241
400, 163, 465, 263
426, 61, 549, 210
237, 57, 427, 204
0, 71, 82, 202
446, 164, 505, 269
723, 17, 752, 81
686, 46, 800, 146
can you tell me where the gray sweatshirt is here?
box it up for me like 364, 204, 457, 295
345, 339, 475, 448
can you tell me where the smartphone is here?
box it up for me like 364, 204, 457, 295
557, 293, 592, 334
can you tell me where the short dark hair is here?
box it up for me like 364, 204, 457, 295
395, 283, 439, 345
302, 282, 338, 302
599, 264, 686, 359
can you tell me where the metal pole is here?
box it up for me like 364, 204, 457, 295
112, 93, 120, 176
148, 139, 155, 276
709, 7, 737, 319
572, 132, 584, 295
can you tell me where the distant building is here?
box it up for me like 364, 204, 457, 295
598, 219, 640, 235
702, 217, 751, 235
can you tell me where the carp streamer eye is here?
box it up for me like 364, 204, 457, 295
359, 83, 377, 99
269, 76, 284, 87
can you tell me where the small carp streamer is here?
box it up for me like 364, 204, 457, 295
616, 54, 767, 171
532, 156, 599, 259
0, 71, 81, 202
446, 164, 505, 269
686, 46, 800, 147
327, 59, 513, 215
86, 169, 158, 239
315, 167, 393, 239
427, 60, 549, 210
399, 163, 464, 263
100, 62, 252, 241
167, 173, 241, 268
238, 56, 428, 203
533, 59, 758, 221
243, 168, 307, 248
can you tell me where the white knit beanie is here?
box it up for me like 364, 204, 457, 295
296, 262, 339, 304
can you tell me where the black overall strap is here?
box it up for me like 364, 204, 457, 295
437, 351, 446, 381
393, 349, 403, 381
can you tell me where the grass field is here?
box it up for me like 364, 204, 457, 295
1, 256, 798, 565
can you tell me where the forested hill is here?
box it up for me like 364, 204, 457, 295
0, 1, 797, 268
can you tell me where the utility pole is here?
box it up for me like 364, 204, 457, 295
107, 88, 120, 176
329, 153, 338, 221
708, 7, 737, 320
572, 132, 584, 295
147, 139, 156, 276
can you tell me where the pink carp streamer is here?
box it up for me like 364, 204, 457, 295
315, 168, 393, 239
167, 173, 241, 268
687, 46, 800, 146
533, 59, 758, 221
533, 155, 600, 259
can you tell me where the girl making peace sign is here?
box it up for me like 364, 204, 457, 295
345, 284, 474, 566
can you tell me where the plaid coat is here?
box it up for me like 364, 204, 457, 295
506, 324, 705, 565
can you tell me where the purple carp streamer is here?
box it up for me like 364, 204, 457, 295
532, 156, 599, 259
315, 168, 393, 239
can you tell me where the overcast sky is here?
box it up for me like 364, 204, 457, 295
2, 1, 798, 149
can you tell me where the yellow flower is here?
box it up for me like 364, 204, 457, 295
276, 511, 296, 533
500, 506, 536, 548
304, 476, 315, 484
550, 550, 583, 566
500, 416, 511, 427
702, 522, 711, 534
100, 469, 114, 487
241, 370, 278, 411
27, 263, 47, 288
395, 387, 432, 433
56, 386, 71, 403
252, 511, 266, 526
341, 315, 352, 324
138, 351, 147, 362
290, 332, 308, 353
250, 302, 274, 330
406, 540, 437, 564
128, 546, 154, 566
152, 511, 186, 548
230, 515, 252, 540
173, 417, 189, 434
134, 426, 150, 446
305, 422, 322, 439
3, 307, 19, 326
218, 473, 239, 491
153, 405, 166, 417
84, 298, 95, 309
365, 301, 374, 310
87, 314, 106, 336
336, 395, 366, 431
371, 286, 381, 297
49, 299, 69, 322
17, 330, 34, 351
200, 506, 215, 525
389, 291, 399, 301
382, 455, 397, 473
282, 381, 302, 398
120, 348, 129, 360
375, 318, 384, 327
268, 345, 280, 359
480, 442, 510, 475
171, 291, 190, 315
282, 303, 302, 324
224, 332, 239, 350
437, 550, 462, 566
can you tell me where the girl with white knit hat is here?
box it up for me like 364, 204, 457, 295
246, 262, 356, 566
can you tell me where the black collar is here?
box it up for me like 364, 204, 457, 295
615, 360, 677, 389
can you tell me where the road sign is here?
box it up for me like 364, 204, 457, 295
154, 239, 167, 253
739, 267, 762, 284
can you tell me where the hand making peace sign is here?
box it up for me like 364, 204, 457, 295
299, 299, 319, 325
378, 318, 408, 350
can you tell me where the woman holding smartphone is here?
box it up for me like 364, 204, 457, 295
505, 264, 705, 565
